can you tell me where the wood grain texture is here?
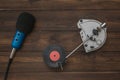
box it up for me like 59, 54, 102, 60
0, 72, 120, 80
0, 0, 120, 80
0, 0, 120, 10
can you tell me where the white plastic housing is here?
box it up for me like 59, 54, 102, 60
77, 19, 107, 53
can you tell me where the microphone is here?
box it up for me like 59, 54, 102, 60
12, 12, 35, 48
4, 12, 35, 80
10, 12, 35, 58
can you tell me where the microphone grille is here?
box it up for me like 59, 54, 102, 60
16, 12, 36, 34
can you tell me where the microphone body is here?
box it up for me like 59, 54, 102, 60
12, 30, 25, 49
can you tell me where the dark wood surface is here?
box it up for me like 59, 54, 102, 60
0, 0, 120, 80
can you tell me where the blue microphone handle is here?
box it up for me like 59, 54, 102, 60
10, 30, 25, 59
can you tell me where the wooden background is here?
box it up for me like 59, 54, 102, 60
0, 0, 120, 80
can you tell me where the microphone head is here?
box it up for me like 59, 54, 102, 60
16, 12, 36, 35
